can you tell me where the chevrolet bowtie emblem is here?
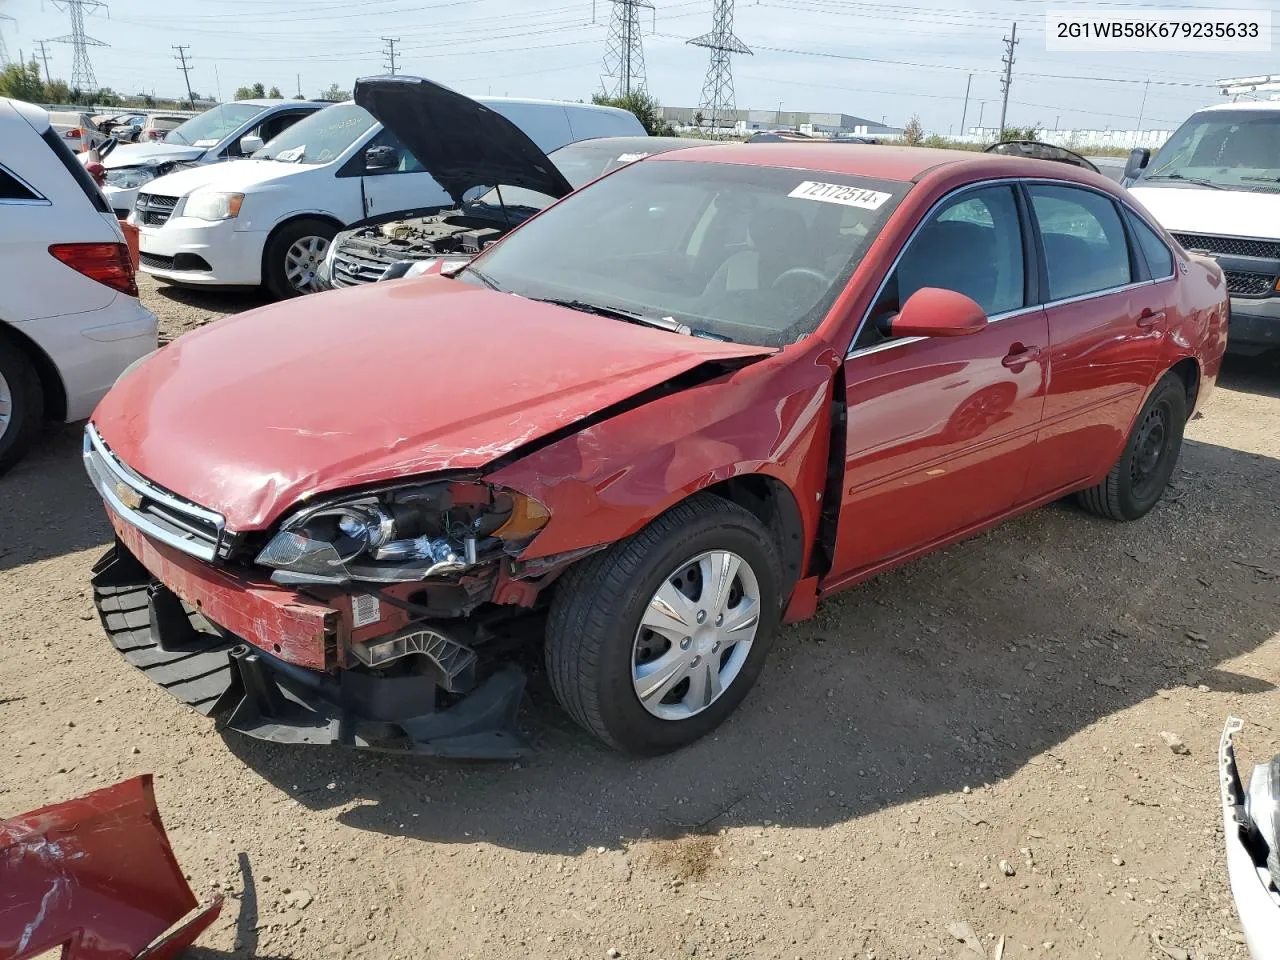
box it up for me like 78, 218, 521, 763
114, 480, 143, 511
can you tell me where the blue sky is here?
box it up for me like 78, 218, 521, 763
2, 0, 1275, 133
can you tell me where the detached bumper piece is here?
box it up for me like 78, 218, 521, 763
92, 542, 529, 760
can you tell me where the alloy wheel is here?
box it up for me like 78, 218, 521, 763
284, 235, 330, 293
0, 369, 12, 443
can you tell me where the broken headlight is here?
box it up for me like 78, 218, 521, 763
255, 480, 549, 585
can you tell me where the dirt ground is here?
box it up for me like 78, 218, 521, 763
3, 274, 1279, 960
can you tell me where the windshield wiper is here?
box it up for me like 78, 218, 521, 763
1240, 174, 1280, 184
1141, 173, 1224, 190
532, 297, 692, 335
461, 265, 503, 291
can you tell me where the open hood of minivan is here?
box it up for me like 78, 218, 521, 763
354, 75, 575, 206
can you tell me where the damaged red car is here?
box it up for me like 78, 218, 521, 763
84, 107, 1228, 757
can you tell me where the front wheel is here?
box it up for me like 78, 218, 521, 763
263, 218, 336, 300
1077, 371, 1187, 521
545, 493, 783, 755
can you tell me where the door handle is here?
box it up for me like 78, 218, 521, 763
1001, 344, 1041, 368
1137, 308, 1165, 328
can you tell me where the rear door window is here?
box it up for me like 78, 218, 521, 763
1028, 184, 1131, 300
1126, 212, 1175, 280
0, 166, 42, 202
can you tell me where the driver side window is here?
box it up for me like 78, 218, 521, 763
858, 185, 1026, 349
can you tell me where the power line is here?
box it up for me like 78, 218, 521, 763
690, 0, 752, 135
51, 0, 108, 92
0, 14, 15, 69
998, 21, 1017, 133
173, 44, 195, 107
381, 36, 400, 74
601, 0, 653, 97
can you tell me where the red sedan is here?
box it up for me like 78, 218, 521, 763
84, 144, 1228, 758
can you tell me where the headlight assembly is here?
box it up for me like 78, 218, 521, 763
183, 191, 244, 221
104, 165, 157, 190
255, 479, 549, 584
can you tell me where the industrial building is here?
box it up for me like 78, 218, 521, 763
659, 105, 904, 138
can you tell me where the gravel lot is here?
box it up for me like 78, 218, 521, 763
2, 273, 1278, 960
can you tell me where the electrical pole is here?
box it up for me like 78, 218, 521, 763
36, 40, 54, 81
601, 0, 653, 97
173, 45, 195, 108
689, 0, 751, 135
296, 72, 302, 98
381, 36, 400, 75
52, 0, 108, 93
0, 15, 16, 70
998, 22, 1017, 137
960, 72, 972, 137
1136, 77, 1150, 130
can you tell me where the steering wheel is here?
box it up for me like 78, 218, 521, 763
771, 266, 829, 290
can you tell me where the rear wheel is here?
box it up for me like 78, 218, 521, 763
545, 494, 782, 755
0, 334, 46, 476
1077, 371, 1186, 521
263, 218, 336, 300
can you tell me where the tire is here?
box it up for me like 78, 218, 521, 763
0, 334, 46, 477
545, 493, 783, 755
262, 218, 337, 300
1077, 371, 1187, 522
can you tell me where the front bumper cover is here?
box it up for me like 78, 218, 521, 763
91, 540, 528, 760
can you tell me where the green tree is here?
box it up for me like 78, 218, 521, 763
591, 90, 674, 136
999, 123, 1043, 143
45, 78, 72, 104
234, 82, 267, 100
319, 83, 351, 101
268, 85, 283, 98
94, 87, 122, 107
902, 113, 925, 146
0, 60, 45, 103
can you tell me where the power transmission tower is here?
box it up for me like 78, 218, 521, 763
997, 21, 1018, 136
52, 0, 108, 93
382, 37, 400, 75
0, 14, 15, 69
601, 0, 652, 98
37, 40, 54, 81
688, 0, 751, 136
173, 45, 195, 108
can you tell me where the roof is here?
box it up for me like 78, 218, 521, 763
237, 98, 319, 108
2, 97, 50, 134
1192, 99, 1280, 114
557, 135, 711, 151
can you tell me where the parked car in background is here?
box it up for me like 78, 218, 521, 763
100, 99, 325, 219
320, 134, 709, 289
139, 113, 188, 142
86, 143, 1224, 761
48, 110, 106, 154
130, 76, 645, 299
0, 97, 156, 475
1219, 717, 1280, 960
1127, 100, 1280, 355
93, 113, 145, 143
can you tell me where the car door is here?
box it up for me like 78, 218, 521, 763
1020, 182, 1170, 496
827, 183, 1051, 580
355, 127, 450, 219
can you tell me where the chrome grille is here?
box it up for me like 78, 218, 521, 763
1170, 232, 1280, 260
135, 192, 178, 228
1224, 270, 1277, 298
83, 424, 226, 562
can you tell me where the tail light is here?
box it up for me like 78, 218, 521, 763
66, 127, 83, 138
48, 242, 139, 297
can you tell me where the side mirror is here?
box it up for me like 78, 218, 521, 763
238, 134, 264, 156
887, 287, 988, 339
365, 145, 400, 172
1124, 147, 1151, 181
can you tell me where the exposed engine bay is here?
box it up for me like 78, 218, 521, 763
327, 208, 511, 286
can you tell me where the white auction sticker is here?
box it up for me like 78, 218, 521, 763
1046, 9, 1270, 52
616, 152, 652, 162
351, 594, 380, 628
789, 181, 892, 209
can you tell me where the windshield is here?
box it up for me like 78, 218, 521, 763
1137, 109, 1280, 190
253, 103, 375, 164
163, 102, 265, 146
461, 159, 909, 346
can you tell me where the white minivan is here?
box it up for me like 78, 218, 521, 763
132, 76, 646, 299
1126, 100, 1280, 355
0, 97, 157, 475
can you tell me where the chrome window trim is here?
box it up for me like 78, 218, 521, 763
83, 423, 226, 562
0, 162, 50, 206
845, 175, 1173, 360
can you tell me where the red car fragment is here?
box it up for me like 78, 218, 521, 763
0, 775, 222, 960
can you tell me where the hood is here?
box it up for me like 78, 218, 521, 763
139, 157, 318, 197
104, 141, 204, 169
91, 276, 771, 531
1128, 184, 1280, 240
354, 75, 574, 205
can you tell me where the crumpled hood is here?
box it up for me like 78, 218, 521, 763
90, 276, 771, 531
137, 157, 319, 197
355, 75, 574, 205
1128, 184, 1280, 240
104, 141, 204, 169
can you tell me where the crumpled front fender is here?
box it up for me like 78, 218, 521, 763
0, 774, 222, 960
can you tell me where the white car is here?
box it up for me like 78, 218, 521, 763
132, 76, 646, 299
48, 111, 106, 154
1219, 717, 1280, 960
0, 97, 158, 475
100, 99, 324, 219
1126, 99, 1280, 355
